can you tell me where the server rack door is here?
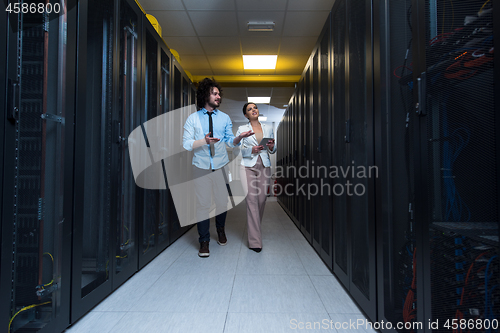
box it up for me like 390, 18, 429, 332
157, 46, 171, 250
375, 0, 418, 331
2, 1, 74, 331
72, 0, 115, 320
112, 0, 142, 289
311, 49, 322, 253
344, 0, 377, 319
293, 97, 298, 222
302, 68, 312, 241
138, 26, 160, 268
416, 1, 498, 331
319, 17, 333, 267
0, 13, 7, 332
332, 0, 349, 287
168, 62, 186, 243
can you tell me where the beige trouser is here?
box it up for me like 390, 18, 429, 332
242, 156, 270, 248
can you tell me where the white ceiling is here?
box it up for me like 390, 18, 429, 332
139, 0, 335, 123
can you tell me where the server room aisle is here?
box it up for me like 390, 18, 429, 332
64, 199, 375, 333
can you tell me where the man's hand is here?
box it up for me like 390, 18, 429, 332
252, 145, 264, 154
205, 133, 220, 144
233, 130, 254, 145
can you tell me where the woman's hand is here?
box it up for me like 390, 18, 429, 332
266, 139, 275, 151
252, 145, 264, 154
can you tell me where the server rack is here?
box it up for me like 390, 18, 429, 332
375, 0, 419, 331
2, 0, 194, 331
278, 0, 498, 331
1, 0, 77, 332
414, 1, 498, 331
138, 19, 160, 268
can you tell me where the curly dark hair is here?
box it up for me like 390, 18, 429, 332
196, 77, 223, 110
242, 102, 257, 116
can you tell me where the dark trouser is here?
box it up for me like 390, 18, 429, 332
192, 166, 229, 243
197, 211, 227, 243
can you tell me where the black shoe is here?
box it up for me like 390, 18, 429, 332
216, 227, 227, 246
250, 247, 262, 253
198, 241, 210, 257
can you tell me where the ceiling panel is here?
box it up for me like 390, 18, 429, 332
240, 37, 280, 55
199, 37, 241, 55
212, 68, 245, 75
182, 0, 235, 11
139, 0, 184, 11
279, 37, 318, 55
247, 87, 273, 95
150, 11, 196, 36
287, 0, 336, 11
177, 55, 210, 70
271, 87, 296, 97
242, 68, 276, 75
222, 87, 248, 100
163, 37, 203, 55
208, 55, 243, 70
190, 69, 214, 76
283, 11, 330, 36
235, 0, 288, 11
189, 11, 239, 36
275, 55, 309, 75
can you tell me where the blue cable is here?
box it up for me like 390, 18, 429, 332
441, 96, 471, 222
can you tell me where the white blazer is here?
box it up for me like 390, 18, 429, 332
235, 122, 276, 167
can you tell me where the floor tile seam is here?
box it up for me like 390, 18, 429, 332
225, 311, 331, 314
296, 253, 334, 277
226, 310, 331, 314
120, 310, 230, 313
99, 311, 127, 333
232, 273, 314, 277
326, 313, 340, 333
307, 274, 333, 315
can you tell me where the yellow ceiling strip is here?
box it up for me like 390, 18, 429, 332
192, 75, 301, 84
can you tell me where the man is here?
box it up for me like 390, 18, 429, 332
182, 78, 253, 257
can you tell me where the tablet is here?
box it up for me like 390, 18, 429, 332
259, 137, 274, 146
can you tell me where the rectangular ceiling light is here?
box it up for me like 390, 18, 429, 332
248, 97, 271, 104
248, 21, 275, 32
258, 116, 268, 121
243, 55, 277, 70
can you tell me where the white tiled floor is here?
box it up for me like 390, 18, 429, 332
64, 198, 375, 333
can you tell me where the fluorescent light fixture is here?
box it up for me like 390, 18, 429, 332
258, 116, 268, 121
248, 97, 271, 103
248, 21, 275, 32
243, 55, 277, 70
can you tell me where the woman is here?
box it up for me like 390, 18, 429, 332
235, 102, 276, 252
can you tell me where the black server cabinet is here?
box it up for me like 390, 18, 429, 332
169, 60, 190, 243
1, 0, 77, 331
318, 19, 333, 268
138, 23, 160, 268
72, 0, 142, 320
315, 17, 333, 268
413, 1, 498, 331
157, 44, 172, 257
375, 0, 418, 331
376, 0, 498, 332
332, 0, 349, 290
343, 0, 377, 320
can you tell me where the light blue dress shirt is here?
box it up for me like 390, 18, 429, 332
182, 108, 240, 170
